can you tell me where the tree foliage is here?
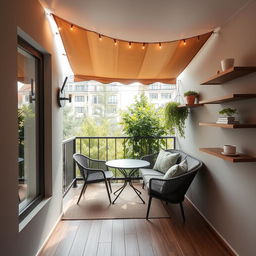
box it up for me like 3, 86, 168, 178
121, 94, 167, 157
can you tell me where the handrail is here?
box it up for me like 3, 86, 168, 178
62, 135, 176, 196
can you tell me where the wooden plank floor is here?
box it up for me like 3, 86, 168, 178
40, 200, 233, 256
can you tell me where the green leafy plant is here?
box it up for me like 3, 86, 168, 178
164, 102, 189, 138
184, 91, 199, 97
219, 108, 237, 117
121, 94, 167, 157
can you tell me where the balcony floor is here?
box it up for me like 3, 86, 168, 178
40, 183, 232, 256
63, 183, 170, 219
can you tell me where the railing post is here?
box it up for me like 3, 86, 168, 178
73, 137, 77, 188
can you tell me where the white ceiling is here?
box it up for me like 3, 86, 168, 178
40, 0, 251, 42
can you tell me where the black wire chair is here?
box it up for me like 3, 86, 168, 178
141, 150, 203, 222
73, 153, 113, 204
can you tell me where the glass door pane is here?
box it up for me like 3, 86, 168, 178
17, 47, 39, 213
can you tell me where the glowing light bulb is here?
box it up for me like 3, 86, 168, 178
142, 43, 145, 50
99, 34, 102, 41
129, 42, 132, 49
58, 27, 62, 31
183, 39, 186, 45
114, 39, 117, 46
70, 24, 74, 31
159, 42, 162, 49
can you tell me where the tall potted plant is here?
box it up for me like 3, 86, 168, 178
164, 102, 189, 138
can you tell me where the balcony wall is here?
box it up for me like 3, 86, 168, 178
177, 1, 256, 255
0, 0, 63, 255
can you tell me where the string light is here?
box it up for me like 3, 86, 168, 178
58, 27, 62, 31
65, 24, 202, 50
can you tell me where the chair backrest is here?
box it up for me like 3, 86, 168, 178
155, 149, 203, 202
165, 149, 202, 171
73, 153, 89, 180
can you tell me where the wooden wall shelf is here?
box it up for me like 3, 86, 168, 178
200, 148, 256, 162
201, 66, 256, 85
199, 94, 256, 104
199, 122, 256, 128
178, 104, 204, 108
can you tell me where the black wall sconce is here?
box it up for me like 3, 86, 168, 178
57, 76, 72, 107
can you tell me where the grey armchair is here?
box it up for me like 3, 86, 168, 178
73, 153, 113, 204
140, 149, 203, 222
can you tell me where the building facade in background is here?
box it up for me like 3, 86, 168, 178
64, 80, 177, 121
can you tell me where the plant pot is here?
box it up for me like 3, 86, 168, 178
186, 95, 196, 105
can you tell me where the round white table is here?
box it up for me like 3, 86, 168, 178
106, 159, 150, 204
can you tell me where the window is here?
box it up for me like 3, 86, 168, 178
92, 95, 102, 104
107, 106, 117, 114
108, 95, 117, 104
149, 93, 158, 99
93, 107, 103, 115
75, 96, 85, 102
161, 93, 171, 99
17, 37, 44, 220
76, 84, 87, 92
149, 83, 160, 90
75, 107, 85, 113
67, 84, 73, 91
161, 84, 176, 90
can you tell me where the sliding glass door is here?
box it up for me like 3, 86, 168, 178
17, 38, 44, 219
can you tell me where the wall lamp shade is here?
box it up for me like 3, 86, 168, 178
57, 76, 72, 107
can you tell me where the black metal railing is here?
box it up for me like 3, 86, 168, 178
62, 136, 176, 195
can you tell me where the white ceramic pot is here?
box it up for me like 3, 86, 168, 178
223, 145, 236, 154
221, 58, 234, 71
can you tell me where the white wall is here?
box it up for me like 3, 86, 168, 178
178, 1, 256, 255
0, 0, 63, 255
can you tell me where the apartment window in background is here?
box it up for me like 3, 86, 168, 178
107, 106, 117, 114
92, 95, 102, 104
161, 93, 171, 99
17, 37, 44, 221
75, 107, 85, 113
76, 84, 87, 92
149, 93, 158, 99
149, 83, 160, 90
108, 95, 117, 104
75, 96, 85, 102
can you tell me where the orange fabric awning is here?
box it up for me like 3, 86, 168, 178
54, 15, 212, 85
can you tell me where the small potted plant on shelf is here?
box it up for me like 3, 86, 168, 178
164, 102, 189, 138
217, 108, 238, 124
184, 91, 199, 105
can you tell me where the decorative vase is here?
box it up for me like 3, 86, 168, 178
221, 58, 234, 71
186, 95, 196, 105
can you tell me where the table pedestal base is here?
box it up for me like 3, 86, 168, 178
112, 168, 145, 204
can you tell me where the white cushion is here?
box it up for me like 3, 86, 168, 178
163, 159, 188, 179
153, 150, 180, 173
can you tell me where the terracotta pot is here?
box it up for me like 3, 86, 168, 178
186, 95, 196, 105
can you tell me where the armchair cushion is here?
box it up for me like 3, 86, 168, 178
163, 159, 188, 179
153, 149, 180, 173
139, 168, 163, 177
143, 175, 164, 192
